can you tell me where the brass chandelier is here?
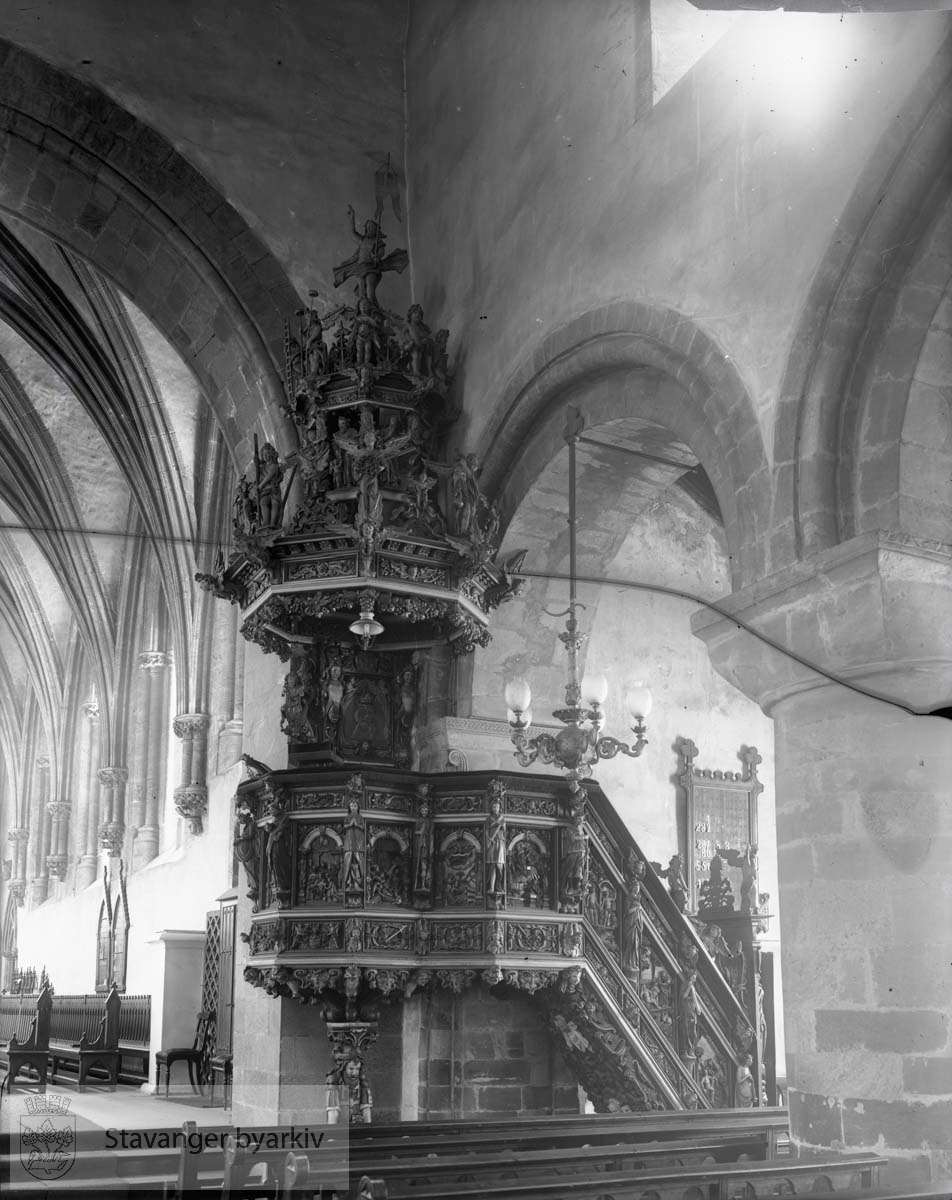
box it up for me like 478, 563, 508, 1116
504, 410, 651, 794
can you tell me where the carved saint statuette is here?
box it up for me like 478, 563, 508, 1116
412, 786, 434, 907
342, 794, 366, 905
559, 811, 588, 914
263, 793, 293, 909
485, 796, 507, 907
623, 854, 646, 978
234, 799, 261, 909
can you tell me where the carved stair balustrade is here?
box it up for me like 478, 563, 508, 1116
235, 768, 759, 1113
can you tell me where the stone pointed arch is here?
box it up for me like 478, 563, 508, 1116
772, 39, 952, 565
0, 39, 301, 462
479, 302, 771, 590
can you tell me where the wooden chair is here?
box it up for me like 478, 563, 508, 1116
208, 1050, 233, 1108
1, 986, 52, 1096
155, 1010, 215, 1097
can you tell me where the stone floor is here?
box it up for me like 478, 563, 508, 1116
0, 1079, 229, 1136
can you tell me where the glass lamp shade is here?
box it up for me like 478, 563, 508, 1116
349, 611, 385, 641
504, 676, 532, 714
624, 681, 653, 721
508, 707, 533, 729
580, 672, 609, 706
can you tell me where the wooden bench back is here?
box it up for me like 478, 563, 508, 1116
7, 986, 52, 1053
78, 984, 121, 1053
354, 1151, 887, 1200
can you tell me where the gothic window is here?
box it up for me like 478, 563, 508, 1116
95, 862, 130, 992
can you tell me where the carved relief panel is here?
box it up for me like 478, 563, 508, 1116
297, 824, 345, 905
506, 827, 551, 908
437, 827, 483, 907
584, 851, 619, 955
366, 823, 412, 906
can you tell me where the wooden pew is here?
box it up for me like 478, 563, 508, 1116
163, 1110, 790, 1199
218, 1130, 348, 1200
336, 1174, 952, 1200
349, 1131, 774, 1192
338, 1150, 889, 1199
1, 979, 51, 1094
0, 985, 52, 1095
348, 1107, 791, 1157
49, 982, 122, 1090
347, 1108, 791, 1166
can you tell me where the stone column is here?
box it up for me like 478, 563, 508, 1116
27, 756, 51, 906
213, 605, 244, 771
98, 767, 128, 858
128, 664, 151, 835
136, 650, 172, 863
77, 699, 102, 888
172, 713, 211, 835
694, 532, 952, 1184
7, 827, 29, 906
45, 799, 70, 882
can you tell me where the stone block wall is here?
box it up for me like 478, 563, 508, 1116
414, 982, 580, 1120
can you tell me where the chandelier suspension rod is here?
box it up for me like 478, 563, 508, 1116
564, 408, 581, 710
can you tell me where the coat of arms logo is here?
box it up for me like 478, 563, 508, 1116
18, 1094, 75, 1180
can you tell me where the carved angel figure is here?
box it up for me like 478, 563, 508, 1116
554, 1013, 591, 1053
335, 426, 410, 528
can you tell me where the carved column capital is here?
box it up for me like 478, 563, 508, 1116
173, 712, 211, 740
9, 879, 26, 904
173, 784, 208, 835
97, 766, 129, 787
138, 650, 172, 672
99, 821, 125, 856
46, 800, 71, 817
46, 853, 68, 878
35, 755, 50, 772
7, 828, 30, 843
83, 699, 101, 722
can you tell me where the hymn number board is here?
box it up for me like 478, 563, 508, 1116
677, 739, 763, 911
